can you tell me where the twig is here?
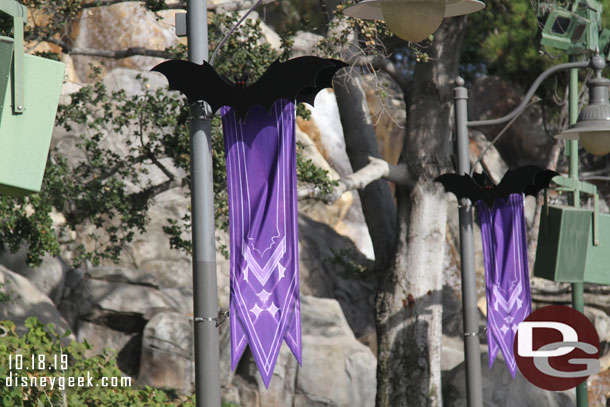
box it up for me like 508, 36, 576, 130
351, 55, 410, 91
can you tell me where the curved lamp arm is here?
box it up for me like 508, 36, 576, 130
467, 59, 590, 127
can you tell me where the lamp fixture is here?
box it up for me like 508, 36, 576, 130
343, 0, 485, 42
555, 55, 610, 156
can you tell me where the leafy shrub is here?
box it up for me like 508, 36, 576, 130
0, 317, 195, 406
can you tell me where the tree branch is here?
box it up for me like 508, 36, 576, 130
84, 155, 148, 189
298, 156, 413, 203
46, 38, 172, 59
351, 55, 410, 91
81, 0, 275, 12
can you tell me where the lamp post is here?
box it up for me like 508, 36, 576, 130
345, 1, 610, 405
184, 1, 222, 406
457, 54, 610, 407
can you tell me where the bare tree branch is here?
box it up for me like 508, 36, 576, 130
46, 38, 172, 59
81, 0, 275, 12
211, 0, 275, 12
351, 55, 410, 91
298, 156, 413, 203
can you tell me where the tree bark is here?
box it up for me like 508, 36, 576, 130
375, 17, 468, 407
334, 70, 398, 271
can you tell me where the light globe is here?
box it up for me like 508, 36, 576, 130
555, 56, 610, 157
343, 0, 485, 41
580, 131, 610, 156
380, 0, 445, 42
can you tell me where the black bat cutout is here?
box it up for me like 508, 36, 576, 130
152, 57, 348, 120
435, 166, 559, 207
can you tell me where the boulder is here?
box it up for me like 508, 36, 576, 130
531, 282, 610, 316
291, 31, 324, 57
84, 266, 158, 288
77, 320, 141, 376
588, 368, 610, 406
69, 2, 178, 81
229, 344, 299, 407
298, 214, 376, 340
60, 276, 177, 333
0, 247, 68, 304
0, 265, 73, 339
584, 306, 610, 356
442, 335, 466, 372
443, 352, 575, 407
103, 68, 170, 96
294, 296, 376, 407
228, 295, 376, 407
138, 311, 194, 394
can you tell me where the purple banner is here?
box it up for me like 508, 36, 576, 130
221, 99, 301, 387
476, 194, 532, 378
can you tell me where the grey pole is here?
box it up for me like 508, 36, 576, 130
187, 1, 222, 406
454, 77, 484, 407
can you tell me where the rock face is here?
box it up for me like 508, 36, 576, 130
0, 265, 73, 339
69, 3, 178, 82
295, 296, 376, 407
298, 215, 376, 341
443, 352, 575, 407
21, 208, 376, 404
59, 265, 179, 376
138, 311, 194, 394
468, 76, 554, 168
134, 295, 376, 405
223, 295, 377, 407
0, 248, 68, 305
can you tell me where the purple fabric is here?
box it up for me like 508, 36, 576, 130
476, 194, 532, 378
221, 99, 301, 388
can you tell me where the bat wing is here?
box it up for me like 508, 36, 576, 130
497, 166, 559, 199
151, 60, 240, 114
496, 166, 543, 200
523, 169, 559, 196
435, 174, 491, 205
152, 57, 347, 119
245, 56, 347, 117
295, 59, 349, 106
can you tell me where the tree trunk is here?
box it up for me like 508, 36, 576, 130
334, 70, 397, 270
375, 17, 467, 407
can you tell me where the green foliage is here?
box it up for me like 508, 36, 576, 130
296, 142, 339, 197
318, 2, 392, 58
0, 282, 10, 304
462, 0, 610, 84
0, 317, 193, 406
0, 5, 342, 266
209, 12, 279, 83
462, 0, 549, 84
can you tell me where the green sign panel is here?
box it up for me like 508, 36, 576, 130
534, 205, 610, 285
0, 52, 64, 196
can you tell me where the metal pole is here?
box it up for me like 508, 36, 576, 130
454, 77, 484, 407
568, 57, 588, 407
187, 1, 222, 406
